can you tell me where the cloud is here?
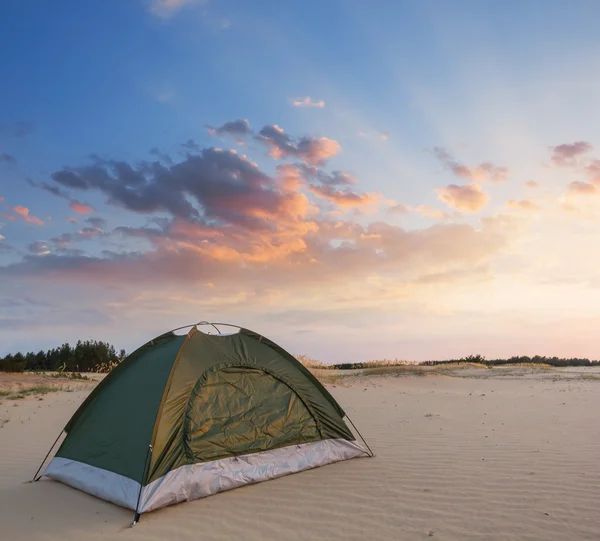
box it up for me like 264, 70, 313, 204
67, 217, 79, 223
13, 122, 33, 138
412, 205, 452, 220
0, 213, 511, 297
4, 129, 531, 355
0, 122, 33, 138
550, 141, 592, 167
86, 216, 107, 229
506, 199, 542, 211
433, 147, 508, 183
526, 180, 540, 189
29, 241, 51, 256
387, 203, 450, 220
13, 206, 44, 226
155, 90, 175, 103
51, 148, 310, 230
380, 132, 390, 141
206, 119, 252, 139
585, 160, 600, 184
69, 200, 94, 215
257, 125, 341, 165
309, 185, 378, 208
149, 0, 205, 19
291, 97, 325, 108
0, 153, 16, 165
567, 181, 596, 195
300, 166, 356, 186
387, 203, 410, 215
436, 183, 489, 212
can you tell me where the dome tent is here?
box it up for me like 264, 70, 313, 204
33, 323, 372, 523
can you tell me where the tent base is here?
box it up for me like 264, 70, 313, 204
44, 438, 368, 514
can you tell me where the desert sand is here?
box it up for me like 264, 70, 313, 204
1, 367, 599, 540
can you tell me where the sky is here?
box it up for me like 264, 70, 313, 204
2, 0, 600, 362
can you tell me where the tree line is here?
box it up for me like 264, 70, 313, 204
421, 354, 598, 367
0, 340, 127, 373
331, 354, 599, 370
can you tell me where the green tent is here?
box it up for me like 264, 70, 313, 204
36, 323, 371, 521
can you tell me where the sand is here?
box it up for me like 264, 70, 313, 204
1, 367, 599, 540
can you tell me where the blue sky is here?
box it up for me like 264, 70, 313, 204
2, 0, 600, 361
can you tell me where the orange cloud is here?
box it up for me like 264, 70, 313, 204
413, 205, 452, 220
13, 206, 44, 225
567, 181, 596, 195
436, 184, 489, 212
292, 97, 325, 108
257, 125, 341, 165
309, 185, 378, 208
67, 217, 79, 223
69, 200, 94, 215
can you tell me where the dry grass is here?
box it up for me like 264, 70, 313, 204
294, 354, 328, 369
3, 384, 67, 401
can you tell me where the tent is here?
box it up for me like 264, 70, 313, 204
33, 323, 372, 522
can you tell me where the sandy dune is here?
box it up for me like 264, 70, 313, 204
1, 368, 599, 540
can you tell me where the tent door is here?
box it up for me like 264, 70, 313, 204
183, 366, 320, 463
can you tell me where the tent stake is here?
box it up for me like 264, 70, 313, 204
345, 415, 374, 457
132, 444, 153, 527
31, 430, 64, 482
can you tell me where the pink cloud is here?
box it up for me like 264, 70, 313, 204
387, 203, 410, 214
13, 206, 44, 226
69, 200, 94, 215
526, 180, 540, 188
434, 147, 508, 183
550, 141, 592, 167
67, 217, 79, 223
585, 160, 600, 184
506, 199, 541, 211
292, 97, 325, 108
436, 183, 489, 212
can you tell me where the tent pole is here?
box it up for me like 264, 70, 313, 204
132, 444, 153, 527
31, 430, 64, 482
345, 415, 375, 457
